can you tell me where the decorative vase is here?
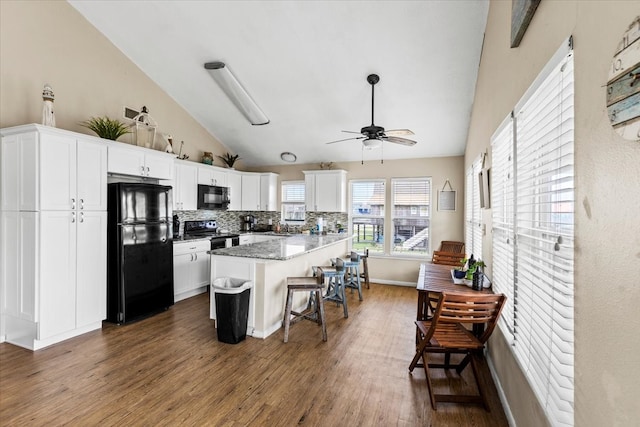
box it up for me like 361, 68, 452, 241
202, 152, 213, 165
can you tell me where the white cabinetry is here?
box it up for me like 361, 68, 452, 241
197, 165, 227, 187
172, 161, 198, 211
173, 240, 210, 302
303, 170, 347, 212
260, 173, 278, 211
107, 143, 174, 180
0, 124, 108, 350
241, 173, 261, 211
227, 170, 243, 211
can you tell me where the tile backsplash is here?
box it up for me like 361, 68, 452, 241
174, 210, 347, 235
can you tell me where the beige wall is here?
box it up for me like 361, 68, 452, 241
251, 156, 465, 284
468, 1, 640, 425
0, 0, 231, 164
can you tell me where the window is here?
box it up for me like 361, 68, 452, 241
350, 180, 385, 254
391, 178, 431, 255
465, 156, 483, 258
281, 181, 305, 223
491, 39, 574, 427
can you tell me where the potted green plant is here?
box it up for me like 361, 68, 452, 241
453, 258, 467, 279
465, 260, 485, 280
217, 152, 241, 168
81, 116, 130, 141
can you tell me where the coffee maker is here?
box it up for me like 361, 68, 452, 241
241, 214, 255, 232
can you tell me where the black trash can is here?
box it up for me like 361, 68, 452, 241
212, 278, 253, 344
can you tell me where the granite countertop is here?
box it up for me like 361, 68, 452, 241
208, 233, 352, 260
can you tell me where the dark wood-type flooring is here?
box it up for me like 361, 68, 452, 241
0, 283, 508, 426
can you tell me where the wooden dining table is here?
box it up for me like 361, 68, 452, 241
416, 262, 492, 322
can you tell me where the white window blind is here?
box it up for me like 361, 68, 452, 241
465, 157, 483, 258
491, 115, 515, 338
391, 178, 431, 255
350, 180, 385, 254
281, 181, 305, 222
491, 38, 574, 427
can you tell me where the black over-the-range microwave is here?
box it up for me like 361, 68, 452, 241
197, 184, 230, 210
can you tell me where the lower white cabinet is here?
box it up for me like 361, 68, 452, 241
0, 210, 107, 350
173, 240, 210, 302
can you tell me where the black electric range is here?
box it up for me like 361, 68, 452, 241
181, 220, 240, 249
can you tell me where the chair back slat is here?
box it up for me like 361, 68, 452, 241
427, 292, 506, 344
439, 241, 465, 254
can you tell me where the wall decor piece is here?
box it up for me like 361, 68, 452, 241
607, 16, 640, 142
511, 0, 541, 48
41, 84, 55, 127
438, 180, 456, 211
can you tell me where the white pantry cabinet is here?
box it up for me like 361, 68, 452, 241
173, 240, 210, 302
197, 164, 227, 187
0, 124, 108, 350
172, 161, 198, 211
303, 170, 347, 212
108, 142, 174, 180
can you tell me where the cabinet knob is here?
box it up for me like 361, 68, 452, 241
146, 166, 150, 176
71, 212, 76, 223
140, 165, 145, 175
80, 199, 84, 210
194, 253, 198, 261
71, 198, 76, 209
80, 212, 84, 223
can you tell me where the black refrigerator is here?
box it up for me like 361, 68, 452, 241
107, 183, 174, 324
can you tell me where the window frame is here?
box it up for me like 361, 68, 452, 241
280, 180, 306, 224
390, 177, 432, 257
349, 179, 386, 255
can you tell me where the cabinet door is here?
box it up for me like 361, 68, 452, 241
241, 173, 260, 211
193, 249, 210, 288
108, 145, 145, 177
227, 171, 242, 211
198, 166, 228, 187
305, 174, 316, 211
39, 211, 77, 339
77, 140, 107, 211
175, 163, 198, 211
173, 252, 194, 295
144, 153, 174, 180
260, 173, 278, 211
0, 133, 36, 211
76, 211, 107, 328
40, 133, 76, 211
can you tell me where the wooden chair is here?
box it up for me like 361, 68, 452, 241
439, 240, 465, 254
431, 251, 465, 266
409, 292, 506, 410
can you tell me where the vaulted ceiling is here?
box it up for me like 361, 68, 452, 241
68, 1, 488, 167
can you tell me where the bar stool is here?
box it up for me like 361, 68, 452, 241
343, 251, 363, 301
358, 248, 370, 289
316, 258, 348, 318
283, 276, 327, 343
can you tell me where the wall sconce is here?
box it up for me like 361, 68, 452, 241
204, 61, 269, 126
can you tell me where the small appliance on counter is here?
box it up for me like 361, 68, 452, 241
241, 214, 256, 231
173, 214, 180, 238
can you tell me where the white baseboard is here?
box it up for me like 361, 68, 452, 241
369, 278, 415, 287
487, 351, 516, 427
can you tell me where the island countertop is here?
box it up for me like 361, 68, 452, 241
208, 233, 352, 261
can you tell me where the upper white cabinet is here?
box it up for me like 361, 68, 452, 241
1, 126, 107, 212
173, 161, 198, 211
303, 170, 347, 212
260, 173, 278, 211
108, 142, 174, 180
227, 170, 242, 211
197, 164, 228, 187
241, 173, 261, 211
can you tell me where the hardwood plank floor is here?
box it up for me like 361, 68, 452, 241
0, 284, 508, 426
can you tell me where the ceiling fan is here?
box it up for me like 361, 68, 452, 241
326, 74, 417, 149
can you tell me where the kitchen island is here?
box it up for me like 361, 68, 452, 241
208, 233, 352, 339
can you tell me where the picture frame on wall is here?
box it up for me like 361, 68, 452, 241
438, 180, 457, 211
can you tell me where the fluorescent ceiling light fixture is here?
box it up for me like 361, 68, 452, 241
362, 138, 382, 149
280, 152, 297, 162
204, 61, 269, 125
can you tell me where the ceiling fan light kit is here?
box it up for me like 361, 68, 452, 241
204, 61, 269, 126
326, 73, 417, 149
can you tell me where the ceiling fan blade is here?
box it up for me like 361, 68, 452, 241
326, 136, 365, 145
385, 129, 415, 136
383, 136, 417, 146
341, 130, 364, 135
